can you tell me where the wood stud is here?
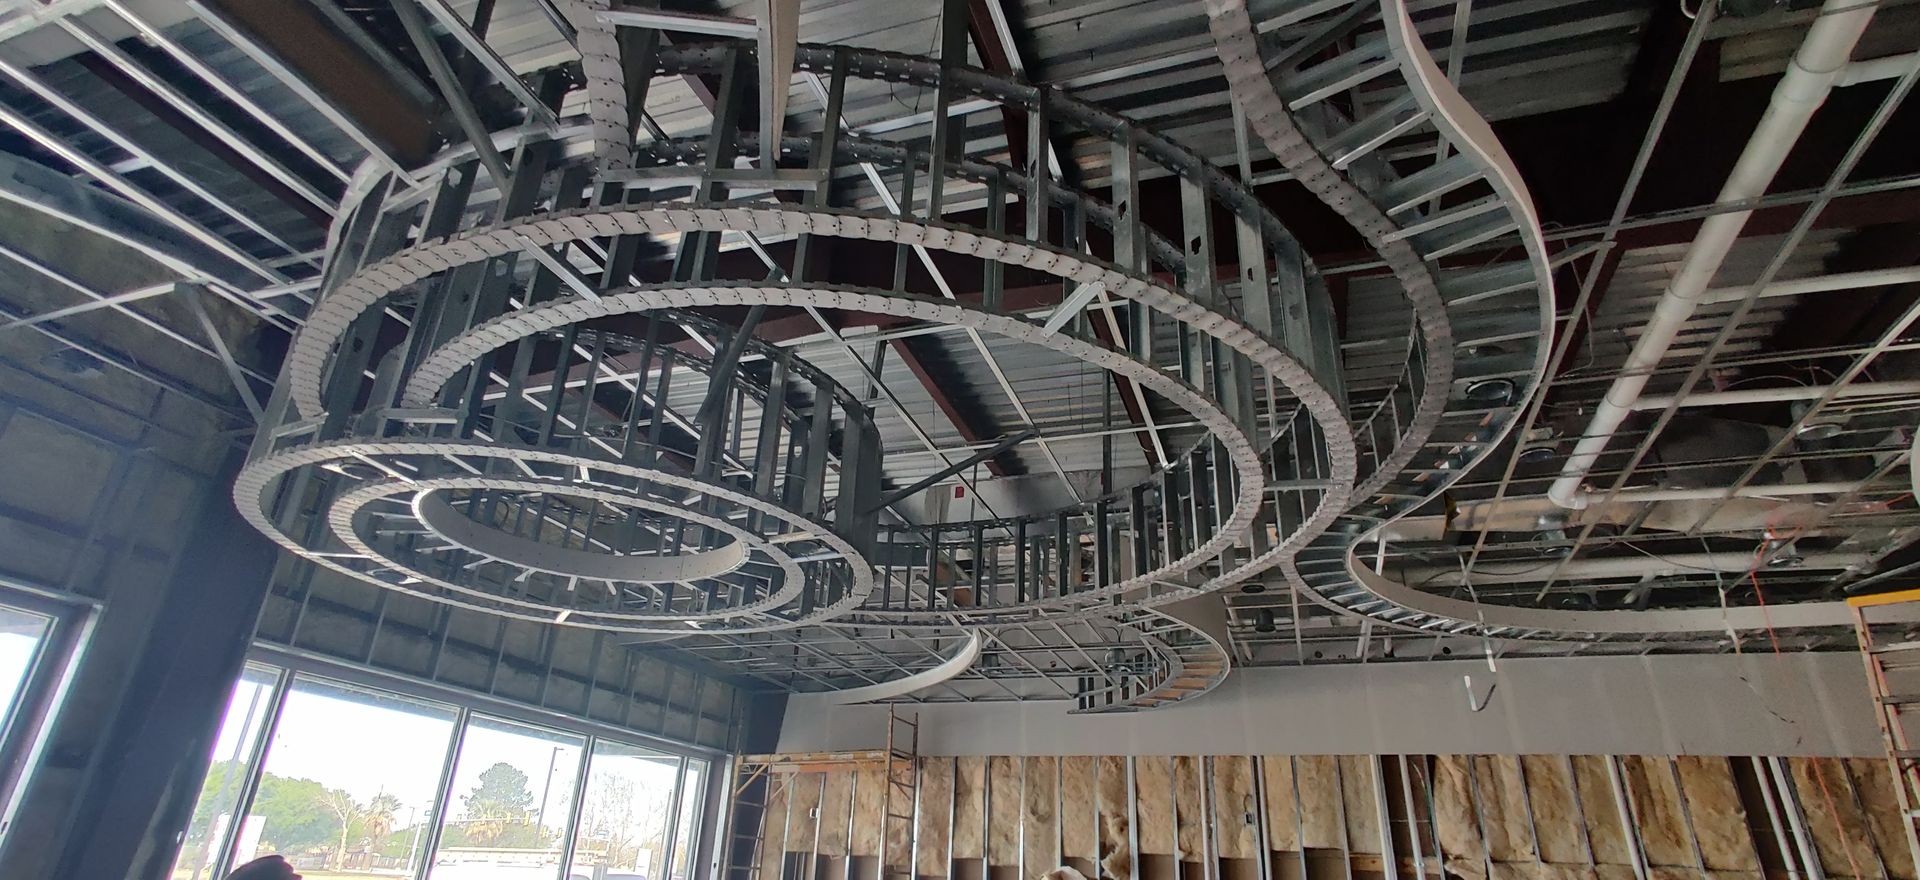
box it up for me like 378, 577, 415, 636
743, 751, 1914, 880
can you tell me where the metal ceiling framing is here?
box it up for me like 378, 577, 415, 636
0, 0, 1914, 704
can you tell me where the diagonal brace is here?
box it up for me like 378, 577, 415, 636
867, 427, 1038, 512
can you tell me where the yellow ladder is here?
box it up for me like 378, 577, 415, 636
1851, 588, 1920, 873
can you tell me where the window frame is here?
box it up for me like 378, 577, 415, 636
0, 579, 96, 845
185, 644, 724, 880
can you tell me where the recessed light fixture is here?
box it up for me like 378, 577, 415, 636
1465, 378, 1516, 404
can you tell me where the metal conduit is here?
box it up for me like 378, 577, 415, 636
1700, 265, 1920, 304
1400, 550, 1870, 586
1547, 0, 1880, 509
1631, 379, 1920, 410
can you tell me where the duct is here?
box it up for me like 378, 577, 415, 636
1632, 380, 1920, 410
1546, 0, 1879, 510
1380, 490, 1863, 543
1396, 550, 1869, 587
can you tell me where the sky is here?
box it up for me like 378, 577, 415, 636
0, 604, 52, 733
208, 670, 691, 828
0, 631, 40, 729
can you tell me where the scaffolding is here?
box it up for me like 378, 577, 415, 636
1850, 588, 1920, 874
723, 706, 920, 880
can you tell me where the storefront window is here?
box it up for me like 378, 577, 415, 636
428, 715, 585, 880
227, 676, 458, 877
169, 665, 279, 880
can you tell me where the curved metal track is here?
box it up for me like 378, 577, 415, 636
1209, 0, 1914, 642
240, 30, 1349, 701
814, 631, 984, 705
1071, 601, 1233, 712
1208, 0, 1561, 635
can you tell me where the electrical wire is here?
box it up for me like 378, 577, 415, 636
1740, 520, 1874, 878
1617, 540, 1748, 575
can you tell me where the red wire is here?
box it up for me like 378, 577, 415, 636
1746, 539, 1868, 878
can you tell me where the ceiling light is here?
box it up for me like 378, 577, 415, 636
1464, 378, 1516, 404
1517, 445, 1557, 465
1766, 540, 1806, 568
1794, 421, 1844, 441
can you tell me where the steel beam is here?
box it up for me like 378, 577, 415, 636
889, 337, 1014, 478
871, 428, 1040, 511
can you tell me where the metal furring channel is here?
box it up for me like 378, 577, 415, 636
634, 132, 1192, 281
1206, 1, 1563, 636
240, 37, 1357, 644
281, 198, 1347, 623
1071, 603, 1233, 713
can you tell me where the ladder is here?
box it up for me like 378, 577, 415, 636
720, 706, 920, 880
1850, 588, 1920, 874
722, 755, 782, 880
881, 706, 920, 880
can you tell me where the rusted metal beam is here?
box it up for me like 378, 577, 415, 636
889, 336, 1015, 477
963, 0, 1032, 179
197, 0, 435, 164
72, 54, 334, 227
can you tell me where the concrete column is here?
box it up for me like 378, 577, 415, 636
0, 448, 280, 880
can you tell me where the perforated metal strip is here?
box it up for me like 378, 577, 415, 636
569, 0, 631, 170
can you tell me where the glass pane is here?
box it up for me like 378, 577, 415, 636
0, 603, 52, 737
667, 759, 706, 880
429, 715, 585, 880
169, 665, 280, 880
567, 742, 682, 880
230, 675, 459, 877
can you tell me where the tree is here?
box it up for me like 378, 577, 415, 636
180, 761, 246, 880
577, 769, 675, 872
319, 787, 363, 869
362, 792, 402, 846
460, 762, 539, 848
250, 775, 341, 855
464, 762, 536, 819
579, 774, 640, 868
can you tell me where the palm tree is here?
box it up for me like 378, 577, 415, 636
365, 793, 403, 853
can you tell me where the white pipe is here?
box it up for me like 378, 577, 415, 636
1840, 51, 1920, 87
1400, 551, 1869, 586
1701, 265, 1920, 304
1605, 480, 1879, 502
1631, 379, 1920, 410
1547, 0, 1879, 509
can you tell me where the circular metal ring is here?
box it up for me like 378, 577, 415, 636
402, 281, 1285, 621
408, 485, 749, 584
333, 475, 801, 623
235, 440, 874, 633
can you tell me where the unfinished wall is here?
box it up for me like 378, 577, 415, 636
745, 753, 1916, 880
780, 654, 1879, 757
251, 561, 754, 751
